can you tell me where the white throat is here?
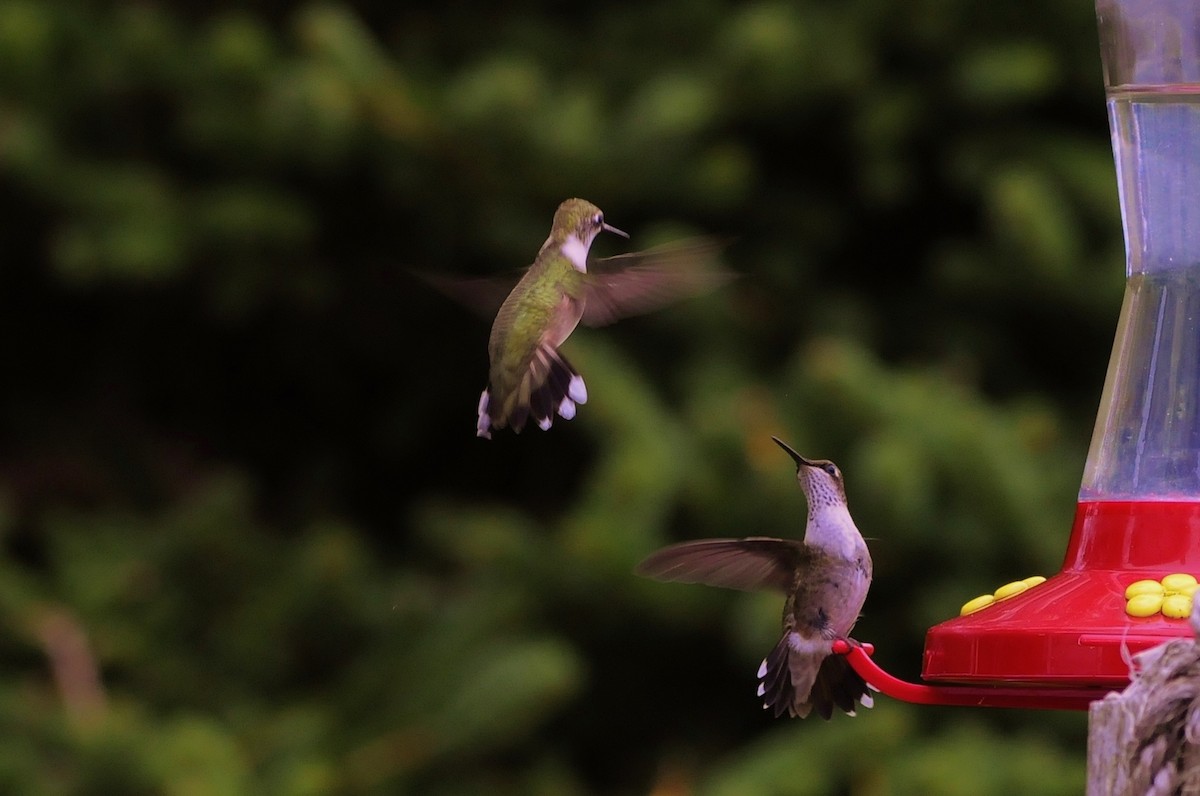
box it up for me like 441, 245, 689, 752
804, 504, 863, 559
561, 234, 589, 273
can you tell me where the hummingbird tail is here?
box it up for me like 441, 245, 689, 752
526, 347, 586, 431
477, 346, 587, 437
757, 633, 871, 720
808, 653, 872, 719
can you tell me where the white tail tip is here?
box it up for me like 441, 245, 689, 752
476, 389, 493, 439
568, 375, 588, 404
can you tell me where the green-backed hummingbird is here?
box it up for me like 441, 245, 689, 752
636, 437, 874, 719
474, 198, 727, 439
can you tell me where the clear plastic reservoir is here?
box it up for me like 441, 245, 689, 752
921, 0, 1200, 691
1082, 92, 1200, 498
1081, 3, 1200, 498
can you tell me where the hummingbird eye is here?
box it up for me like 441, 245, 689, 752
823, 463, 839, 478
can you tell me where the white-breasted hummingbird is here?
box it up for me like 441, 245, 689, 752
636, 437, 874, 719
469, 198, 728, 438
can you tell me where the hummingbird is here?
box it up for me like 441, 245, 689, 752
636, 437, 874, 719
467, 198, 728, 439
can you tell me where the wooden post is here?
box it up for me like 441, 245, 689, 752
1087, 605, 1200, 794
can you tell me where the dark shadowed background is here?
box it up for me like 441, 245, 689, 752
0, 1, 1117, 793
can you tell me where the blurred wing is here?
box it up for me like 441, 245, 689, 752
636, 537, 809, 593
580, 237, 734, 327
414, 270, 522, 319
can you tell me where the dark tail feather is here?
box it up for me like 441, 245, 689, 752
510, 402, 530, 433
527, 349, 586, 432
530, 382, 553, 428
757, 635, 871, 720
476, 385, 530, 437
478, 348, 587, 437
545, 354, 573, 400
808, 654, 871, 719
757, 636, 795, 718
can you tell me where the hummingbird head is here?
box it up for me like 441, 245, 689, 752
771, 436, 847, 509
551, 198, 629, 248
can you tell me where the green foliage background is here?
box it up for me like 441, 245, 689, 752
0, 0, 1121, 793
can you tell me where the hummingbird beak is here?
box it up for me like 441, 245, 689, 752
602, 222, 630, 239
771, 436, 818, 469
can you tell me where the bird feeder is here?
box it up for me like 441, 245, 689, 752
839, 0, 1200, 708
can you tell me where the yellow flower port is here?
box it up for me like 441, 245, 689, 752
959, 576, 1047, 616
1123, 574, 1198, 618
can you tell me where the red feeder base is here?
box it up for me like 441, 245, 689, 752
922, 500, 1200, 686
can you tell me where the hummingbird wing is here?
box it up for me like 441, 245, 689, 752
414, 270, 521, 318
635, 537, 809, 593
580, 238, 733, 327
